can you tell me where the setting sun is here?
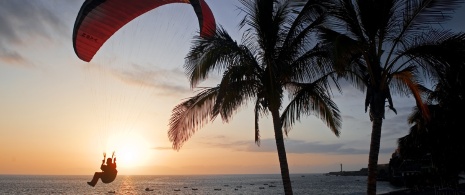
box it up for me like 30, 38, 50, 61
104, 132, 150, 168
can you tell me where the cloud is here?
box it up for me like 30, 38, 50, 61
200, 138, 395, 155
152, 146, 173, 150
84, 62, 192, 96
0, 46, 31, 67
382, 113, 411, 138
0, 1, 69, 67
118, 66, 191, 96
0, 1, 68, 44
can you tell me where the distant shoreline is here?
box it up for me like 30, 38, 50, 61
324, 164, 389, 180
325, 170, 367, 176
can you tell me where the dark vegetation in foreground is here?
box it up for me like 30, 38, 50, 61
387, 62, 465, 193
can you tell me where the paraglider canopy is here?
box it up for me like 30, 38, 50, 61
72, 0, 216, 62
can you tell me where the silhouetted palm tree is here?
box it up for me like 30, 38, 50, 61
318, 0, 465, 194
168, 0, 341, 194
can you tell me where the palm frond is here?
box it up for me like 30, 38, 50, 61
337, 58, 368, 92
386, 30, 452, 72
407, 106, 422, 125
388, 65, 418, 96
317, 28, 369, 92
288, 0, 312, 8
209, 55, 261, 121
401, 0, 463, 33
385, 0, 464, 63
168, 87, 219, 150
213, 78, 260, 123
287, 45, 334, 83
185, 27, 250, 88
394, 31, 465, 82
390, 67, 430, 120
239, 0, 279, 55
279, 12, 325, 69
253, 97, 268, 146
328, 0, 367, 42
282, 0, 326, 54
281, 81, 341, 136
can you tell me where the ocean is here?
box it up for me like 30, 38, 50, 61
0, 174, 403, 194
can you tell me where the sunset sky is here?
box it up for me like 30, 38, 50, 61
1, 0, 465, 176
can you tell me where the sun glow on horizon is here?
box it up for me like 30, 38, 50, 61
103, 132, 151, 168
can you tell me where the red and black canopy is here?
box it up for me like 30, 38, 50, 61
72, 0, 216, 62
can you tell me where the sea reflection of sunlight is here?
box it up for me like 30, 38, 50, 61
117, 175, 136, 193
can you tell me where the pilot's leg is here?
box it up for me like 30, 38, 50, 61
87, 172, 102, 187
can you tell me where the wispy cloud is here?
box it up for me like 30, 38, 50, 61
115, 64, 191, 95
0, 1, 69, 67
382, 113, 411, 138
0, 47, 31, 67
249, 139, 395, 154
199, 138, 395, 155
152, 146, 173, 150
84, 62, 192, 97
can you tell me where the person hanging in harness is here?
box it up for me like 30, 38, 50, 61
87, 152, 118, 187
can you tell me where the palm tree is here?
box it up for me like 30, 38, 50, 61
168, 0, 341, 194
318, 0, 465, 194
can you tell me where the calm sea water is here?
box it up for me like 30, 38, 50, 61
0, 174, 402, 194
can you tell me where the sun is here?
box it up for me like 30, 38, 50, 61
104, 132, 150, 168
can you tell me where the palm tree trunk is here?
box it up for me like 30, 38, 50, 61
271, 108, 293, 195
367, 96, 385, 195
